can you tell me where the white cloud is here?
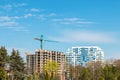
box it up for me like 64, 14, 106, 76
64, 18, 80, 21
11, 16, 21, 19
38, 13, 56, 18
52, 17, 94, 25
76, 21, 95, 24
0, 16, 11, 21
38, 14, 45, 17
30, 8, 40, 12
0, 16, 28, 32
51, 30, 117, 43
37, 13, 56, 21
0, 21, 29, 32
0, 16, 21, 27
52, 18, 82, 22
60, 22, 71, 24
25, 8, 45, 13
14, 3, 27, 7
24, 13, 34, 18
0, 3, 27, 11
0, 16, 21, 22
48, 13, 56, 17
4, 4, 12, 10
52, 19, 62, 21
0, 21, 18, 27
60, 21, 94, 25
8, 26, 29, 32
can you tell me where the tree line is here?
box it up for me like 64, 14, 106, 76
1, 46, 120, 80
0, 46, 60, 80
69, 60, 120, 80
0, 46, 25, 80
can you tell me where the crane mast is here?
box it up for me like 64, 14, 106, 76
34, 35, 58, 49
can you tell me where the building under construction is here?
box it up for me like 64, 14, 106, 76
26, 49, 66, 80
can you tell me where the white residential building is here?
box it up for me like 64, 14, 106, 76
66, 46, 104, 78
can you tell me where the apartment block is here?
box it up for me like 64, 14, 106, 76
26, 49, 66, 79
26, 53, 36, 75
66, 46, 104, 79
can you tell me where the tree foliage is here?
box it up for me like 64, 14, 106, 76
67, 60, 120, 80
43, 60, 58, 80
9, 49, 25, 80
103, 64, 120, 80
69, 64, 91, 80
0, 68, 9, 80
69, 64, 75, 80
98, 77, 104, 80
0, 46, 9, 68
33, 72, 41, 80
2, 46, 120, 80
0, 46, 9, 80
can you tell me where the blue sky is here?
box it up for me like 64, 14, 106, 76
0, 0, 120, 60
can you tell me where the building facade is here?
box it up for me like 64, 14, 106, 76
66, 46, 104, 78
26, 49, 66, 80
26, 54, 36, 75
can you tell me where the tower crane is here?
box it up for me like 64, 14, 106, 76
34, 35, 58, 49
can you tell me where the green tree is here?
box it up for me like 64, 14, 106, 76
117, 75, 120, 80
44, 71, 50, 80
79, 67, 91, 80
114, 59, 120, 71
10, 49, 25, 80
103, 64, 120, 80
0, 67, 10, 80
75, 65, 82, 80
33, 72, 41, 80
98, 77, 104, 80
43, 60, 58, 80
69, 64, 75, 80
69, 64, 91, 80
0, 46, 9, 68
27, 75, 32, 80
87, 61, 103, 80
0, 46, 9, 80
